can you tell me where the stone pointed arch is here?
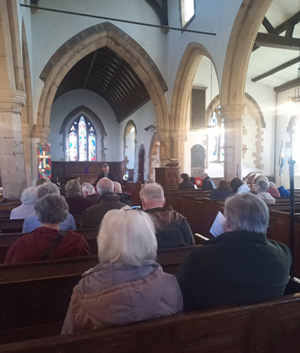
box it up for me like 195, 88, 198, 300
220, 0, 272, 180
221, 0, 272, 107
34, 22, 169, 141
169, 42, 218, 165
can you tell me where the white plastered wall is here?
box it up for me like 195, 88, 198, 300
119, 101, 157, 181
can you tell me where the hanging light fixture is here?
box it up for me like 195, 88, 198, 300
288, 64, 300, 103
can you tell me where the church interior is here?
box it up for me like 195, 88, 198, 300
1, 1, 300, 352
1, 0, 300, 198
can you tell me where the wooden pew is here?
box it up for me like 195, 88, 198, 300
0, 245, 199, 331
0, 219, 24, 233
1, 283, 300, 352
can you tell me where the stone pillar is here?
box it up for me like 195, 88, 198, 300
169, 130, 187, 172
21, 122, 32, 186
0, 89, 27, 199
221, 104, 245, 180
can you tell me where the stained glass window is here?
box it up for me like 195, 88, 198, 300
68, 116, 96, 161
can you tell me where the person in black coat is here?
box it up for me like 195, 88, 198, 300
94, 163, 117, 186
176, 193, 292, 311
178, 173, 195, 190
201, 173, 216, 190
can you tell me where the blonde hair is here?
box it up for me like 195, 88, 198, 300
97, 207, 157, 266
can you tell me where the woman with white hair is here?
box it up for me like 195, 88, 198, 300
62, 207, 183, 334
5, 194, 90, 264
10, 187, 37, 219
255, 177, 275, 204
81, 182, 99, 205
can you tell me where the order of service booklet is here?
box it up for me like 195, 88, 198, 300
209, 211, 226, 237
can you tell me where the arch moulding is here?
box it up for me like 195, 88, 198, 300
34, 22, 169, 140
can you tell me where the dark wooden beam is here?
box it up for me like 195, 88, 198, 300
274, 77, 300, 93
145, 0, 168, 30
255, 33, 300, 50
262, 17, 277, 34
83, 51, 98, 89
276, 11, 300, 34
285, 23, 295, 38
252, 56, 300, 82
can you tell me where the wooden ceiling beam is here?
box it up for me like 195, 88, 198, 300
255, 33, 300, 50
83, 51, 98, 89
274, 77, 300, 93
252, 56, 300, 82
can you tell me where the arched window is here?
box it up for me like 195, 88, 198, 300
68, 115, 97, 161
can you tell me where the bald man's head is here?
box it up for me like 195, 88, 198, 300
96, 177, 114, 196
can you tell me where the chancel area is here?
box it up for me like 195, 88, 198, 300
1, 1, 300, 352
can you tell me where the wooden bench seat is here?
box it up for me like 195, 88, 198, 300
1, 279, 300, 352
0, 245, 199, 330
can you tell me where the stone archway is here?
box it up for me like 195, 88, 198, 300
34, 22, 169, 143
123, 120, 137, 181
220, 0, 273, 179
170, 42, 218, 168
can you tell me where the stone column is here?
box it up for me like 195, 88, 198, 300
0, 89, 27, 199
169, 130, 187, 172
21, 122, 32, 186
221, 104, 245, 180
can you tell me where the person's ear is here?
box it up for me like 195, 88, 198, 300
141, 198, 146, 210
224, 217, 231, 232
163, 197, 166, 206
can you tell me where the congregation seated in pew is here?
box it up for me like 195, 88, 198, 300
62, 207, 183, 334
81, 178, 126, 229
255, 176, 276, 204
5, 194, 90, 264
209, 179, 232, 200
10, 187, 37, 219
139, 183, 195, 249
65, 179, 93, 216
23, 182, 76, 233
176, 193, 292, 311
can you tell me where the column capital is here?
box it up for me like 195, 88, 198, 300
169, 130, 187, 141
0, 89, 26, 113
32, 124, 50, 141
220, 104, 246, 121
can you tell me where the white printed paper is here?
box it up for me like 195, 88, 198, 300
210, 211, 226, 237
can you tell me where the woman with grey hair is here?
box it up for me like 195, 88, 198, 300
255, 177, 275, 204
23, 182, 76, 233
65, 179, 93, 216
176, 193, 292, 311
62, 207, 183, 334
10, 187, 37, 219
5, 194, 90, 264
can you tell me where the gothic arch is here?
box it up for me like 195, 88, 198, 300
34, 22, 169, 141
221, 0, 272, 108
170, 42, 218, 132
123, 120, 137, 176
60, 106, 107, 161
169, 42, 218, 166
148, 132, 160, 182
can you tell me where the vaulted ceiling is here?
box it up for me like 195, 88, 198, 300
54, 47, 150, 123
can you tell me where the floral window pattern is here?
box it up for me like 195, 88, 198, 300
68, 116, 96, 161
